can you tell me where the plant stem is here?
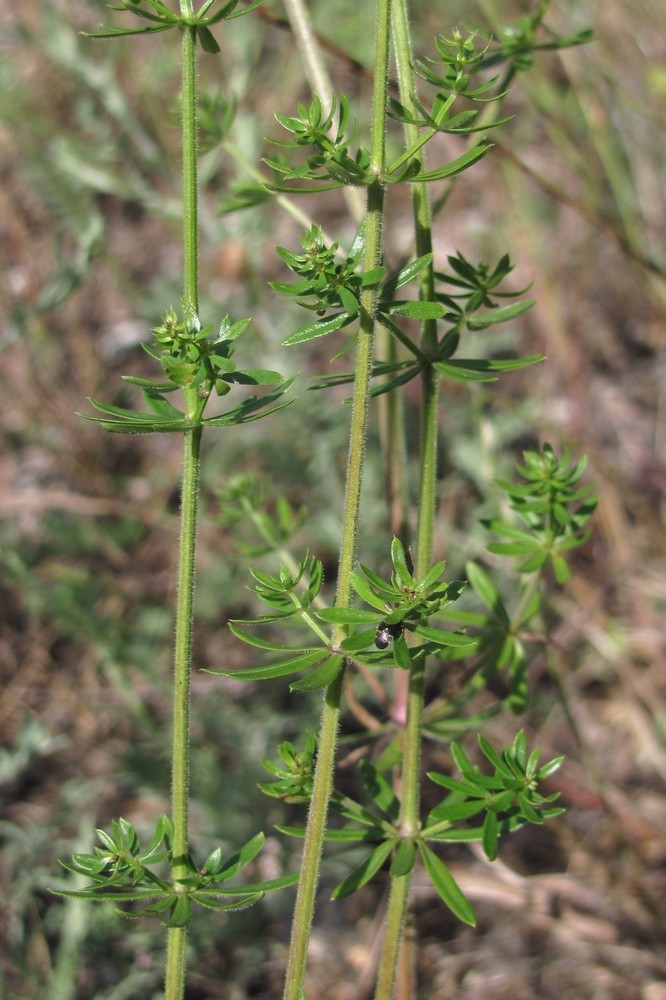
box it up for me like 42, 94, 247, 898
165, 19, 200, 1000
374, 2, 440, 996
180, 17, 199, 315
282, 2, 392, 996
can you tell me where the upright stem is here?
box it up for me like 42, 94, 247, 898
180, 17, 199, 315
374, 1, 440, 996
282, 2, 392, 997
165, 20, 200, 1000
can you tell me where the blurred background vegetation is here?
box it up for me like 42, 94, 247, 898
0, 1, 664, 997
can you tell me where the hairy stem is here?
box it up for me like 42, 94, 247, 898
374, 1, 440, 996
165, 20, 200, 1000
282, 2, 392, 996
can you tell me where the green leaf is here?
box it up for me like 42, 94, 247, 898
82, 398, 183, 424
228, 621, 318, 653
144, 392, 184, 419
466, 298, 535, 329
331, 840, 394, 900
433, 362, 497, 383
164, 895, 193, 928
349, 570, 396, 609
477, 736, 515, 780
197, 25, 220, 53
390, 537, 414, 588
383, 254, 433, 296
121, 375, 179, 392
215, 832, 265, 882
409, 140, 491, 182
390, 838, 417, 877
358, 760, 401, 820
380, 300, 444, 319
209, 649, 326, 682
443, 354, 544, 374
290, 654, 343, 691
82, 24, 173, 40
481, 809, 499, 860
418, 843, 476, 925
536, 756, 564, 781
339, 628, 376, 652
193, 891, 263, 911
465, 562, 511, 624
410, 624, 476, 648
551, 552, 571, 583
202, 379, 296, 426
282, 312, 351, 346
231, 872, 300, 893
316, 607, 379, 625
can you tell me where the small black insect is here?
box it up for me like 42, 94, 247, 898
374, 621, 401, 650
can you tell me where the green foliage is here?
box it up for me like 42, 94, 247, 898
32, 0, 598, 996
272, 730, 562, 925
56, 817, 296, 926
266, 93, 373, 190
481, 16, 595, 74
272, 224, 386, 345
305, 249, 540, 395
218, 538, 476, 685
323, 536, 476, 670
486, 443, 599, 582
259, 732, 317, 803
85, 0, 266, 52
80, 304, 295, 433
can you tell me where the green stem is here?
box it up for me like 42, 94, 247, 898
374, 2, 440, 996
282, 2, 392, 997
181, 20, 199, 314
165, 20, 200, 1000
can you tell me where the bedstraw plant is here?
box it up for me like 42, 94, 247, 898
55, 1, 595, 998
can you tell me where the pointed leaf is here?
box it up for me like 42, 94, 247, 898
282, 313, 351, 346
466, 299, 535, 329
163, 895, 192, 928
197, 25, 220, 53
411, 140, 491, 182
481, 809, 499, 860
465, 562, 511, 624
290, 654, 343, 691
410, 624, 476, 648
434, 362, 497, 383
358, 760, 400, 820
380, 300, 444, 319
390, 838, 417, 877
194, 891, 263, 911
383, 254, 433, 296
316, 607, 378, 625
390, 537, 414, 588
349, 570, 395, 609
418, 843, 476, 926
215, 832, 265, 881
228, 621, 318, 653
331, 840, 394, 900
210, 649, 326, 682
392, 631, 412, 670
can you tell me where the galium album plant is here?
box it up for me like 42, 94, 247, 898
55, 1, 595, 997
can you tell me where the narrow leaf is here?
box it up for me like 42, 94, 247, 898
210, 649, 326, 682
331, 840, 394, 900
390, 839, 417, 877
418, 843, 476, 926
289, 654, 343, 691
465, 562, 511, 624
283, 313, 351, 346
